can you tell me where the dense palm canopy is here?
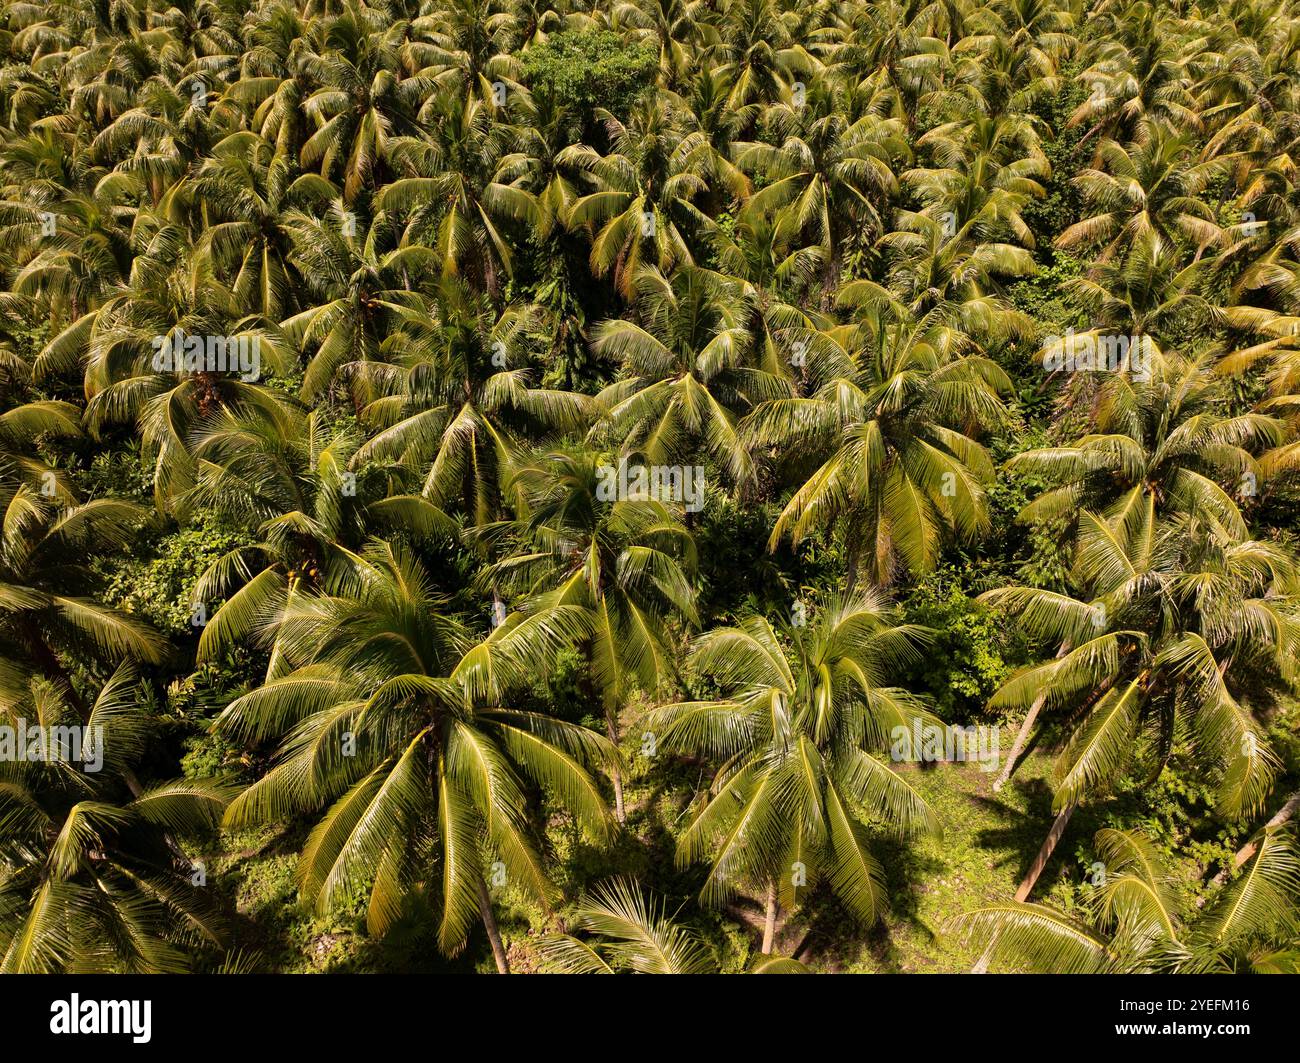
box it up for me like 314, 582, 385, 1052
983, 511, 1300, 819
0, 666, 230, 972
747, 297, 1011, 586
1, 0, 1299, 977
477, 447, 696, 820
215, 540, 616, 966
953, 827, 1300, 973
650, 595, 942, 932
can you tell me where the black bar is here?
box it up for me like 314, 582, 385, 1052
2, 973, 1288, 1050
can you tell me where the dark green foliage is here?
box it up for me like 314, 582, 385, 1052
521, 30, 657, 138
3, 0, 1300, 978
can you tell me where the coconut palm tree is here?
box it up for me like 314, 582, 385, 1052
825, 0, 947, 129
563, 96, 719, 296
539, 876, 809, 972
281, 205, 437, 404
0, 128, 137, 323
226, 1, 320, 159
867, 210, 1037, 330
0, 487, 166, 707
588, 265, 786, 486
903, 111, 1050, 251
1067, 4, 1198, 143
181, 403, 413, 680
1056, 120, 1225, 261
980, 510, 1300, 901
648, 594, 942, 949
191, 131, 338, 320
296, 3, 437, 201
348, 275, 590, 531
952, 827, 1300, 973
710, 208, 832, 384
477, 448, 698, 822
0, 399, 82, 503
376, 90, 536, 293
1011, 349, 1275, 543
613, 0, 708, 88
736, 90, 906, 288
711, 0, 814, 109
748, 298, 1011, 588
414, 0, 519, 99
959, 0, 1075, 114
0, 666, 232, 972
215, 539, 617, 972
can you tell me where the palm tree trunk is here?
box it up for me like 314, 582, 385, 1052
1005, 671, 1131, 903
971, 799, 1080, 973
992, 644, 1070, 793
476, 875, 510, 974
1076, 121, 1106, 153
22, 622, 88, 718
992, 691, 1046, 793
1206, 790, 1300, 892
761, 880, 778, 955
606, 710, 626, 824
844, 524, 862, 596
1016, 800, 1078, 902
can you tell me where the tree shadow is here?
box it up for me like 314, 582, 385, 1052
969, 775, 1056, 880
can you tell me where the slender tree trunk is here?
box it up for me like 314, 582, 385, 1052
477, 875, 510, 974
1205, 791, 1300, 894
265, 575, 298, 682
1075, 121, 1106, 154
821, 237, 841, 314
992, 644, 1071, 793
761, 880, 778, 955
21, 621, 87, 716
606, 710, 626, 824
976, 665, 1124, 973
972, 800, 1080, 973
1006, 669, 1128, 902
1016, 800, 1078, 902
844, 524, 862, 597
993, 691, 1046, 793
